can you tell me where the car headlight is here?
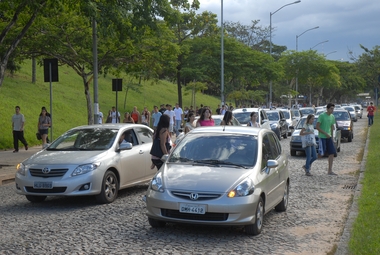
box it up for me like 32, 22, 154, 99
150, 172, 164, 193
16, 163, 26, 176
71, 163, 100, 176
291, 136, 301, 142
228, 178, 254, 198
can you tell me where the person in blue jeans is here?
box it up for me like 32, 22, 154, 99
300, 114, 317, 176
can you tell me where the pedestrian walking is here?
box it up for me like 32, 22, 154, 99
152, 106, 162, 130
37, 107, 51, 149
367, 101, 375, 126
163, 104, 175, 136
173, 103, 183, 136
150, 114, 171, 170
110, 106, 120, 123
12, 106, 28, 153
316, 103, 337, 175
300, 114, 317, 176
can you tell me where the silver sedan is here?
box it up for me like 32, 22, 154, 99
145, 126, 289, 235
15, 124, 156, 204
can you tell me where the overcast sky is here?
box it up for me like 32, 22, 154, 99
197, 0, 379, 62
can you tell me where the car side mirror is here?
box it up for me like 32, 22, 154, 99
118, 142, 132, 151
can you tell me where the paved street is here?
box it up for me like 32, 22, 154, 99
0, 114, 368, 255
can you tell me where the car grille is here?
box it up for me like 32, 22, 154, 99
29, 168, 69, 178
171, 191, 221, 201
161, 209, 228, 221
25, 187, 67, 193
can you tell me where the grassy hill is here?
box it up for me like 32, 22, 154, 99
0, 60, 220, 150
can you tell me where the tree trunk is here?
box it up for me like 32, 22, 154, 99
83, 76, 93, 125
32, 57, 36, 83
176, 55, 182, 107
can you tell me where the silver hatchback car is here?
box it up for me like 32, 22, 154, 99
145, 126, 289, 235
15, 124, 156, 204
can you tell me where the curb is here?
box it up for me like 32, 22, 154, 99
334, 127, 369, 254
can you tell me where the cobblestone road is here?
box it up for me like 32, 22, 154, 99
0, 116, 367, 255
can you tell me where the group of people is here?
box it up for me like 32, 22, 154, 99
300, 101, 376, 177
12, 106, 51, 152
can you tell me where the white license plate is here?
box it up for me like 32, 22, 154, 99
33, 181, 53, 189
179, 203, 206, 214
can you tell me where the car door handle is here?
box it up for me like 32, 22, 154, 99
139, 150, 144, 154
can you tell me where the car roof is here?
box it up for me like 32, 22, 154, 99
190, 126, 265, 136
71, 123, 152, 131
232, 107, 263, 113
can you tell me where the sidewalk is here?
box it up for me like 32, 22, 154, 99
0, 146, 41, 185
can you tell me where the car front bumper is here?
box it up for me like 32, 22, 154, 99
145, 188, 261, 226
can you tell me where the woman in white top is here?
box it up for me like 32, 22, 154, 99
247, 112, 260, 127
300, 114, 317, 176
184, 112, 196, 133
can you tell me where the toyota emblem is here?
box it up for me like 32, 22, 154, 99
42, 167, 51, 174
190, 193, 199, 200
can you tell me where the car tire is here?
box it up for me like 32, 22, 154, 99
245, 196, 264, 236
148, 217, 166, 228
96, 170, 119, 204
275, 181, 289, 212
290, 150, 296, 156
26, 195, 47, 203
348, 133, 353, 142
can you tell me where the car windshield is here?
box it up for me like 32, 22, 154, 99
295, 118, 318, 129
267, 112, 280, 121
332, 111, 350, 120
169, 133, 258, 167
344, 107, 355, 112
291, 110, 300, 117
283, 111, 290, 119
47, 128, 118, 151
234, 111, 258, 124
299, 108, 315, 115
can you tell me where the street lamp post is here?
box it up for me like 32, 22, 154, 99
269, 0, 301, 108
325, 51, 337, 57
310, 40, 328, 50
295, 26, 319, 107
221, 0, 224, 106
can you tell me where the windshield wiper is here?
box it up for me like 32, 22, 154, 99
171, 157, 193, 163
193, 159, 248, 169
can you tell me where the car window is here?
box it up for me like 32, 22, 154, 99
283, 111, 290, 119
268, 133, 281, 159
261, 134, 271, 169
49, 128, 118, 150
170, 134, 258, 167
333, 111, 350, 120
267, 112, 280, 121
134, 127, 153, 145
291, 110, 300, 117
234, 112, 258, 125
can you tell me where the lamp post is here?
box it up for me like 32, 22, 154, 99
269, 0, 301, 108
295, 26, 319, 107
310, 40, 328, 50
325, 51, 337, 57
221, 0, 224, 106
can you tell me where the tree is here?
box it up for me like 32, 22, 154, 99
0, 0, 49, 87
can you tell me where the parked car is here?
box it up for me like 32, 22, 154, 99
265, 110, 289, 139
299, 107, 316, 117
15, 124, 156, 204
342, 106, 357, 122
333, 109, 354, 142
283, 109, 297, 136
290, 116, 341, 157
353, 105, 363, 119
145, 126, 290, 236
232, 108, 270, 129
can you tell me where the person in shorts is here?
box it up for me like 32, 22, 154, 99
316, 103, 337, 175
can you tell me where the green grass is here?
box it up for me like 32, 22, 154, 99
0, 60, 221, 150
349, 111, 380, 254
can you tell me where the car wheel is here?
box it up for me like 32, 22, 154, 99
26, 195, 46, 203
148, 217, 166, 228
96, 170, 119, 204
275, 181, 289, 212
245, 196, 264, 236
290, 150, 296, 156
348, 133, 353, 142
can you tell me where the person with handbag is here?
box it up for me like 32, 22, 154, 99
37, 107, 51, 149
300, 114, 317, 176
150, 114, 171, 170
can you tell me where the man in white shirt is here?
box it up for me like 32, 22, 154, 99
12, 106, 28, 152
98, 111, 103, 124
111, 106, 120, 123
173, 103, 183, 136
164, 104, 175, 135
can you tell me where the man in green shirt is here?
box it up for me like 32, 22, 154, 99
316, 103, 337, 175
